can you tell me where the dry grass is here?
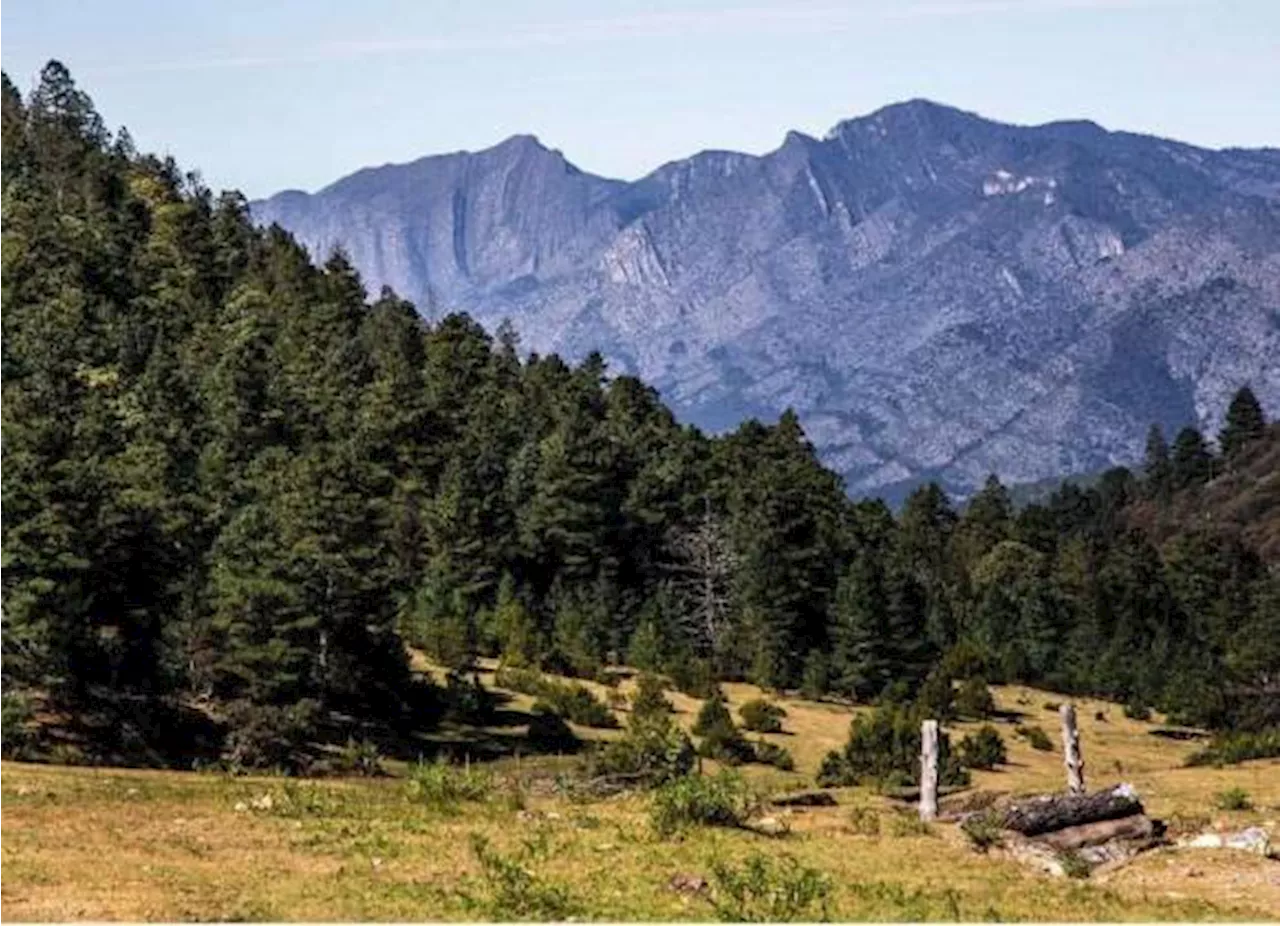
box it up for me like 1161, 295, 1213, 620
4, 671, 1278, 922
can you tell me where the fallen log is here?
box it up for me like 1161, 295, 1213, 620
1033, 813, 1157, 851
999, 783, 1142, 836
770, 790, 838, 808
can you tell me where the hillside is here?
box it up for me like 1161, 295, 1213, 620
252, 101, 1280, 500
4, 671, 1278, 921
1128, 423, 1280, 563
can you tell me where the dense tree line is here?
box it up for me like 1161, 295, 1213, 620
2, 65, 1276, 766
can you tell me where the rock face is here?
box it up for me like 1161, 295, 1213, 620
251, 101, 1280, 499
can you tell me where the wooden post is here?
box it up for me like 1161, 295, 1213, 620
1060, 703, 1085, 794
920, 719, 939, 822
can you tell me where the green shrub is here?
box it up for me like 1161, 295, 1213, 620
220, 699, 320, 773
526, 706, 580, 752
1214, 787, 1253, 811
694, 690, 754, 764
650, 770, 756, 837
954, 677, 996, 720
444, 671, 496, 725
493, 666, 618, 728
706, 853, 832, 922
958, 725, 1008, 770
464, 834, 581, 920
631, 673, 674, 721
815, 705, 969, 789
1057, 849, 1091, 879
1014, 724, 1053, 751
739, 699, 787, 733
334, 738, 384, 776
590, 709, 695, 786
1123, 701, 1152, 722
493, 665, 547, 696
551, 684, 618, 728
913, 670, 956, 723
960, 811, 1004, 852
1, 690, 36, 759
752, 739, 796, 771
407, 757, 494, 811
1186, 729, 1280, 767
671, 658, 718, 699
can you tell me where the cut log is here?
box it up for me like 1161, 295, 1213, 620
1033, 813, 1156, 851
999, 783, 1143, 836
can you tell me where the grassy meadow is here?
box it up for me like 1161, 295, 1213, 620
3, 667, 1278, 921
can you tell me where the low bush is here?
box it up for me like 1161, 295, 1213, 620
493, 666, 618, 728
1057, 849, 1091, 879
407, 757, 494, 811
670, 658, 718, 699
751, 739, 796, 771
954, 677, 996, 720
958, 725, 1008, 770
1014, 724, 1053, 751
1122, 702, 1152, 722
333, 738, 384, 776
463, 834, 581, 920
220, 699, 320, 773
816, 705, 969, 789
1186, 729, 1280, 767
960, 811, 1004, 852
526, 706, 580, 752
650, 770, 756, 838
739, 699, 787, 733
590, 712, 695, 786
694, 690, 754, 765
630, 673, 674, 721
706, 853, 832, 922
444, 671, 496, 725
1214, 787, 1253, 811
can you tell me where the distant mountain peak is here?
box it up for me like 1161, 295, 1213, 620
251, 103, 1280, 500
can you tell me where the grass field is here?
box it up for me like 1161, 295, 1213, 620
3, 669, 1278, 921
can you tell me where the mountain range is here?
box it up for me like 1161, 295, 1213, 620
250, 100, 1280, 500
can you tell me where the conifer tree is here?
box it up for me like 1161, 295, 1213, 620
1219, 385, 1266, 461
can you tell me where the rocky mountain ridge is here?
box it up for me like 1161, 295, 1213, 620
252, 100, 1280, 499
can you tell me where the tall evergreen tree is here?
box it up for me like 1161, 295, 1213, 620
1219, 385, 1266, 461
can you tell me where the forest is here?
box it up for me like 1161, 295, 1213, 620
3, 62, 1278, 771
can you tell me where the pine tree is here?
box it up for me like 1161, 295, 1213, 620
1171, 427, 1214, 490
1143, 424, 1173, 501
829, 552, 890, 701
1219, 386, 1266, 461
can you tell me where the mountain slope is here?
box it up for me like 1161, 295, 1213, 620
252, 101, 1280, 499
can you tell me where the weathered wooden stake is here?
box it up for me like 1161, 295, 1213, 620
1060, 703, 1085, 794
920, 719, 939, 821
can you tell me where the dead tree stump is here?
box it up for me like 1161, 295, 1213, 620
920, 719, 939, 822
1060, 703, 1085, 794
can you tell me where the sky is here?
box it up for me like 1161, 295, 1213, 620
3, 0, 1278, 199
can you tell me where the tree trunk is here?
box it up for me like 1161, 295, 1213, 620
999, 784, 1143, 836
1033, 813, 1156, 850
919, 719, 939, 822
1060, 703, 1085, 794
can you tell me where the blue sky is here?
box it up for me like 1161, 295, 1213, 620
3, 0, 1277, 199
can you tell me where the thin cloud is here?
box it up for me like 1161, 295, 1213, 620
81, 0, 1202, 76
